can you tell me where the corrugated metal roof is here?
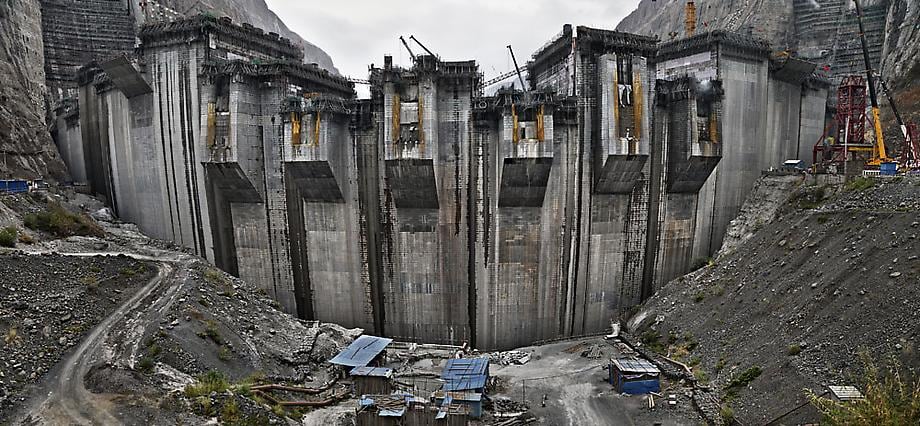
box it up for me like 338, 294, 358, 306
329, 335, 393, 367
441, 357, 489, 391
350, 366, 393, 377
611, 358, 660, 374
829, 385, 865, 401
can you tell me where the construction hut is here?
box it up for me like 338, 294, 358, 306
435, 357, 489, 418
609, 358, 661, 395
351, 366, 393, 395
329, 335, 393, 370
356, 393, 470, 426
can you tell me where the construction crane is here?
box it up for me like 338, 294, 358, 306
852, 0, 892, 166
409, 35, 437, 58
506, 45, 526, 89
685, 1, 697, 36
399, 36, 417, 62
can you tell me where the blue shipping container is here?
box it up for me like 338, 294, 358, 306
880, 162, 897, 176
0, 180, 28, 194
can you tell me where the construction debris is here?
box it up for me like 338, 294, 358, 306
487, 351, 531, 366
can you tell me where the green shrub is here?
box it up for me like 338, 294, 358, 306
788, 344, 802, 356
693, 292, 705, 303
845, 176, 875, 192
640, 329, 665, 354
809, 355, 920, 425
23, 203, 104, 238
136, 357, 154, 373
218, 345, 232, 361
720, 404, 735, 422
203, 320, 222, 345
185, 370, 230, 398
0, 227, 17, 247
220, 399, 241, 423
725, 366, 763, 397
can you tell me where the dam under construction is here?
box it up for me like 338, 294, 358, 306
56, 15, 830, 350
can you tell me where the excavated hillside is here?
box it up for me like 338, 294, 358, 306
0, 0, 67, 180
628, 175, 920, 424
0, 190, 359, 424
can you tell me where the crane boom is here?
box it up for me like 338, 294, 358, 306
409, 35, 436, 58
853, 0, 889, 164
399, 36, 417, 62
506, 45, 526, 89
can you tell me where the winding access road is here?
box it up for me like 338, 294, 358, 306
18, 254, 177, 425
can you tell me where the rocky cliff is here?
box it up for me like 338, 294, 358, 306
0, 0, 67, 180
146, 0, 338, 73
617, 0, 919, 122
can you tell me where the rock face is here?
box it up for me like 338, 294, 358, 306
148, 0, 338, 73
617, 0, 920, 121
0, 0, 67, 180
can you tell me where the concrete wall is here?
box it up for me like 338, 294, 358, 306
375, 66, 476, 345
53, 111, 87, 184
76, 20, 829, 350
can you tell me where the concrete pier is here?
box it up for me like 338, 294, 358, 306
63, 16, 830, 349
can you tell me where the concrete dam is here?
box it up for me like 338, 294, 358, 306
58, 16, 829, 350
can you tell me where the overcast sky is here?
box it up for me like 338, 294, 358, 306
266, 0, 641, 95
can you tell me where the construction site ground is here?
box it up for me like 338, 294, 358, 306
486, 337, 702, 425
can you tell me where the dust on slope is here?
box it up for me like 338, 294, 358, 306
628, 176, 920, 425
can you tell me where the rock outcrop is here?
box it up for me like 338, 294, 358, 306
148, 0, 338, 73
617, 0, 920, 123
0, 0, 67, 180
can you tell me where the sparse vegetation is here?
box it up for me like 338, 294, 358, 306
185, 370, 230, 398
720, 404, 735, 422
690, 257, 715, 271
220, 399, 241, 423
693, 291, 706, 303
791, 185, 827, 209
197, 319, 223, 345
81, 274, 100, 292
640, 329, 665, 354
694, 367, 709, 383
809, 355, 920, 425
23, 202, 104, 237
218, 345, 232, 361
4, 327, 22, 346
787, 344, 802, 356
0, 226, 18, 247
136, 357, 154, 373
724, 366, 763, 397
845, 176, 875, 192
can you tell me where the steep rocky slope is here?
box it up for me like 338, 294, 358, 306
146, 0, 338, 73
0, 0, 67, 180
628, 175, 920, 424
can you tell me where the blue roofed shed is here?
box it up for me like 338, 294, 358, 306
441, 357, 489, 393
329, 335, 393, 368
609, 358, 661, 395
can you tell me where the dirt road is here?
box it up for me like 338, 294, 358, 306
16, 255, 177, 425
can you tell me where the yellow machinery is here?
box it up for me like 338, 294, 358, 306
853, 0, 892, 166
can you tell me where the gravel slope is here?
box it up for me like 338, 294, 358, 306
628, 176, 920, 424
